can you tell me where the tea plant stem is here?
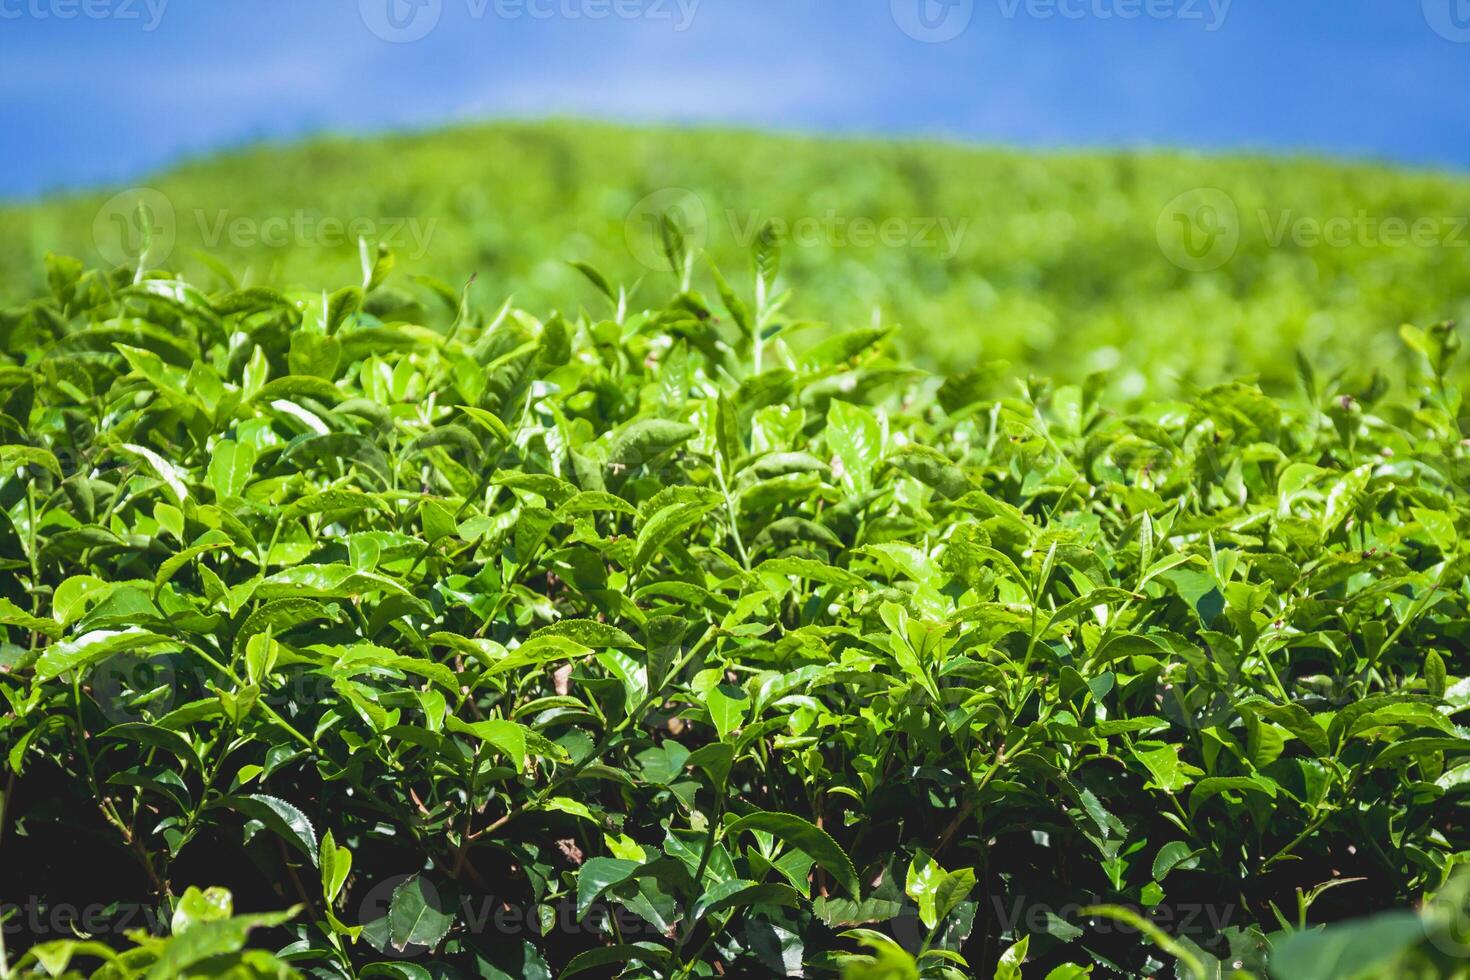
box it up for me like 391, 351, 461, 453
1366, 567, 1447, 678
713, 464, 750, 569
24, 483, 39, 627
1261, 811, 1333, 871
452, 745, 482, 877
274, 834, 318, 919
677, 933, 720, 980
470, 632, 714, 842
179, 640, 315, 750
690, 785, 725, 896
70, 674, 170, 903
932, 797, 975, 860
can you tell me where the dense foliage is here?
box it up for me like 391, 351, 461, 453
2, 229, 1470, 979
4, 122, 1470, 394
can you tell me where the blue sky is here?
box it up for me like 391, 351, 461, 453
1, 0, 1467, 198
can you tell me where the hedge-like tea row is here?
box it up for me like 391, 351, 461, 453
1, 240, 1469, 979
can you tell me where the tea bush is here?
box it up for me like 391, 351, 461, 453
1, 234, 1469, 978
4, 121, 1470, 394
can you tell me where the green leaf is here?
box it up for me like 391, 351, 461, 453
994, 936, 1029, 980
826, 399, 882, 493
906, 852, 976, 931
387, 874, 455, 953
569, 260, 616, 302
561, 943, 671, 978
0, 444, 61, 478
320, 830, 352, 904
528, 618, 643, 650
605, 418, 699, 473
1426, 650, 1447, 698
34, 628, 177, 682
235, 598, 337, 654
1151, 841, 1200, 881
446, 716, 529, 772
692, 668, 748, 740
170, 886, 232, 934
725, 811, 860, 897
1130, 741, 1200, 793
634, 488, 721, 570
118, 442, 190, 505
1188, 776, 1276, 815
142, 906, 299, 980
888, 444, 969, 499
576, 857, 641, 918
692, 879, 800, 920
212, 794, 319, 864
1267, 911, 1427, 980
208, 439, 258, 499
0, 597, 62, 639
753, 557, 866, 590
257, 563, 412, 600
685, 742, 737, 789
595, 648, 649, 716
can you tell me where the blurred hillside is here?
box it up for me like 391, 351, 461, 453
4, 120, 1468, 394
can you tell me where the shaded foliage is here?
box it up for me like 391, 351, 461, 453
1, 235, 1470, 978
